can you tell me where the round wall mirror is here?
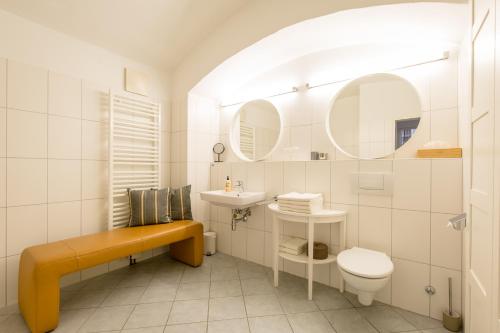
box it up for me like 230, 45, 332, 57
327, 73, 422, 159
230, 99, 281, 161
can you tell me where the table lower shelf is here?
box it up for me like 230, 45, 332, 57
278, 251, 337, 265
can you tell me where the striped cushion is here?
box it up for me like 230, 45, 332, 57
170, 185, 193, 220
128, 188, 172, 227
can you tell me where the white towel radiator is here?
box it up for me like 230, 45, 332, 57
108, 93, 161, 229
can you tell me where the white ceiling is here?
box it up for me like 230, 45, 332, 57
0, 0, 250, 70
193, 2, 467, 101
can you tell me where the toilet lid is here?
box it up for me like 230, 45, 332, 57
337, 247, 394, 279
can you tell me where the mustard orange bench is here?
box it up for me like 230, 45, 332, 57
19, 221, 203, 333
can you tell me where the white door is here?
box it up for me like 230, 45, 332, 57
466, 0, 495, 332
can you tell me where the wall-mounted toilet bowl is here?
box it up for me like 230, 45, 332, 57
337, 247, 394, 306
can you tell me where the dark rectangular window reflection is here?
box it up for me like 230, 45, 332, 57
395, 117, 420, 149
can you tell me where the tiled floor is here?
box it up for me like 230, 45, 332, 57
0, 253, 457, 333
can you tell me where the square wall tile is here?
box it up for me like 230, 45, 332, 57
82, 81, 109, 122
48, 115, 82, 159
392, 209, 430, 263
0, 258, 5, 307
331, 160, 359, 205
214, 222, 232, 255
429, 58, 458, 110
391, 258, 430, 316
264, 162, 283, 199
394, 63, 431, 111
0, 208, 5, 257
265, 231, 282, 269
7, 60, 47, 113
0, 158, 5, 207
359, 160, 392, 208
7, 109, 47, 158
290, 125, 312, 161
48, 72, 81, 118
247, 229, 265, 265
375, 276, 392, 304
311, 123, 336, 160
0, 108, 5, 157
82, 199, 107, 234
48, 159, 81, 203
81, 263, 109, 281
358, 206, 391, 255
431, 159, 462, 214
231, 163, 247, 185
60, 272, 81, 288
283, 221, 305, 238
48, 201, 81, 242
83, 120, 107, 160
306, 161, 331, 202
247, 205, 265, 231
82, 160, 107, 199
431, 108, 458, 146
393, 159, 431, 211
331, 203, 358, 248
6, 255, 19, 305
431, 213, 462, 270
231, 226, 247, 260
284, 161, 306, 193
7, 158, 47, 206
7, 204, 47, 256
0, 58, 6, 108
162, 130, 171, 163
430, 266, 461, 319
284, 259, 305, 278
247, 163, 265, 191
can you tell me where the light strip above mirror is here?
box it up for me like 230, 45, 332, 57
220, 51, 449, 108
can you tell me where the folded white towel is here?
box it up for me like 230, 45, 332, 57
277, 192, 322, 202
278, 199, 323, 214
280, 237, 307, 251
279, 246, 304, 255
278, 205, 313, 214
277, 199, 312, 207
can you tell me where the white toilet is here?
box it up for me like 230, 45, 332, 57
337, 247, 394, 306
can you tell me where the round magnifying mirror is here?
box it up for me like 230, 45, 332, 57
230, 99, 281, 161
327, 73, 421, 159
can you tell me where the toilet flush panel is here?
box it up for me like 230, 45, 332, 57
350, 172, 393, 196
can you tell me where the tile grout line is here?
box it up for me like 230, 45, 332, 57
3, 60, 7, 310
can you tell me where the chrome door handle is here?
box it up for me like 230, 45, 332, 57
448, 213, 466, 231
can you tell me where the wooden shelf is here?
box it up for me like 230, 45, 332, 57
278, 251, 337, 265
417, 148, 462, 158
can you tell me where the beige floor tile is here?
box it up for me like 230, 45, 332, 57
208, 296, 246, 321
167, 299, 208, 325
124, 302, 172, 329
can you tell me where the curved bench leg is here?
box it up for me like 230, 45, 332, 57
19, 253, 60, 333
170, 234, 203, 267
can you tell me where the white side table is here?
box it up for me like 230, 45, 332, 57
268, 203, 347, 300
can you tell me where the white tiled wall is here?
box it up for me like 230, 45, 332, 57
209, 158, 463, 319
0, 59, 171, 308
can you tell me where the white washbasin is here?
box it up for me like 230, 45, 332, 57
200, 190, 266, 209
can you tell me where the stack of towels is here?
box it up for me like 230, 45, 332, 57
277, 192, 323, 214
280, 237, 308, 255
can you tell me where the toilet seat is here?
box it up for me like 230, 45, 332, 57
337, 247, 393, 279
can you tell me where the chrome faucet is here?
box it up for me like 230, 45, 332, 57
233, 180, 245, 193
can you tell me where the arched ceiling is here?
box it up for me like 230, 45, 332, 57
0, 0, 250, 70
191, 2, 467, 101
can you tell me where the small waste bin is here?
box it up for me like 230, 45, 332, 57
204, 231, 216, 256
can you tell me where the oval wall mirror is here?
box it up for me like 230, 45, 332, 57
230, 99, 281, 161
327, 73, 422, 159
